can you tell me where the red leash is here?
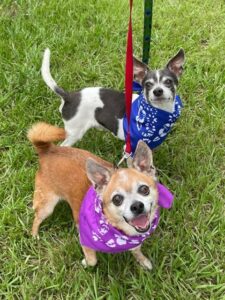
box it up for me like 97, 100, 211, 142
124, 0, 133, 155
117, 0, 133, 167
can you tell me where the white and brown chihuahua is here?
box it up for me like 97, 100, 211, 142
28, 122, 160, 270
41, 49, 185, 147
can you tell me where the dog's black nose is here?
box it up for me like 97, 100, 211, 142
130, 201, 144, 215
153, 88, 163, 97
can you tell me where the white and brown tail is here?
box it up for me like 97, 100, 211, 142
41, 48, 67, 98
27, 122, 66, 154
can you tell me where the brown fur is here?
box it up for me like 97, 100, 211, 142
28, 122, 157, 269
28, 122, 66, 154
28, 122, 112, 236
102, 169, 158, 235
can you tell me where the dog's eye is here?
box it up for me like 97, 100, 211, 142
138, 185, 150, 196
164, 79, 172, 85
112, 194, 124, 206
145, 82, 153, 89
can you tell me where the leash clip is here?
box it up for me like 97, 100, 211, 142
117, 151, 132, 168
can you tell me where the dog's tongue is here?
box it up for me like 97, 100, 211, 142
131, 214, 148, 229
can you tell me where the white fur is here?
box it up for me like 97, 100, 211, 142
117, 119, 125, 140
61, 87, 104, 146
116, 94, 139, 140
41, 48, 57, 92
148, 71, 175, 113
156, 70, 160, 83
41, 48, 65, 112
120, 181, 157, 223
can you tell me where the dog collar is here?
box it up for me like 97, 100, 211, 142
123, 91, 183, 153
79, 183, 174, 253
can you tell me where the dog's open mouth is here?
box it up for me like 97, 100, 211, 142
124, 214, 150, 233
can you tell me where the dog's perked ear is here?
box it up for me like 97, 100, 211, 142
166, 49, 185, 78
86, 159, 112, 189
132, 141, 156, 178
133, 57, 149, 83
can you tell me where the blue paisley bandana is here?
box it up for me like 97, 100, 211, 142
123, 90, 183, 153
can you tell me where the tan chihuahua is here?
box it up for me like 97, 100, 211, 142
28, 122, 159, 270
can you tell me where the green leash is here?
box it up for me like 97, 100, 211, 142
142, 0, 153, 65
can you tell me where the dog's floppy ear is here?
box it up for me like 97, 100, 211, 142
132, 141, 156, 178
133, 57, 149, 83
86, 158, 112, 189
166, 49, 185, 78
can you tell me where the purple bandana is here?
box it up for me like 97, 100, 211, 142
79, 183, 174, 253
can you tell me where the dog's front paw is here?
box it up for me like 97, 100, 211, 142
31, 232, 40, 240
81, 258, 97, 268
140, 258, 153, 270
81, 258, 88, 268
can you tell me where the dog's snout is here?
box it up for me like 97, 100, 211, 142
153, 88, 163, 97
130, 201, 144, 215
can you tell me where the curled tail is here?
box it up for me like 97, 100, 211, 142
41, 48, 67, 98
27, 122, 66, 154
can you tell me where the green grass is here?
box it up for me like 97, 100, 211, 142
0, 0, 225, 299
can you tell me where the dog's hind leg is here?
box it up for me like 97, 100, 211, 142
32, 192, 60, 237
60, 133, 80, 147
31, 176, 60, 237
60, 126, 88, 146
61, 116, 100, 147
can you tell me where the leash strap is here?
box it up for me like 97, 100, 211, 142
124, 0, 133, 155
116, 151, 132, 168
142, 0, 153, 64
122, 0, 153, 161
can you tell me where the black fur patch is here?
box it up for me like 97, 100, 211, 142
159, 69, 178, 85
55, 86, 67, 98
159, 69, 177, 98
144, 71, 158, 83
95, 89, 125, 135
61, 91, 81, 121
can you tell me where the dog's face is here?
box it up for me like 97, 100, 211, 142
133, 49, 185, 113
102, 168, 158, 235
86, 141, 158, 236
